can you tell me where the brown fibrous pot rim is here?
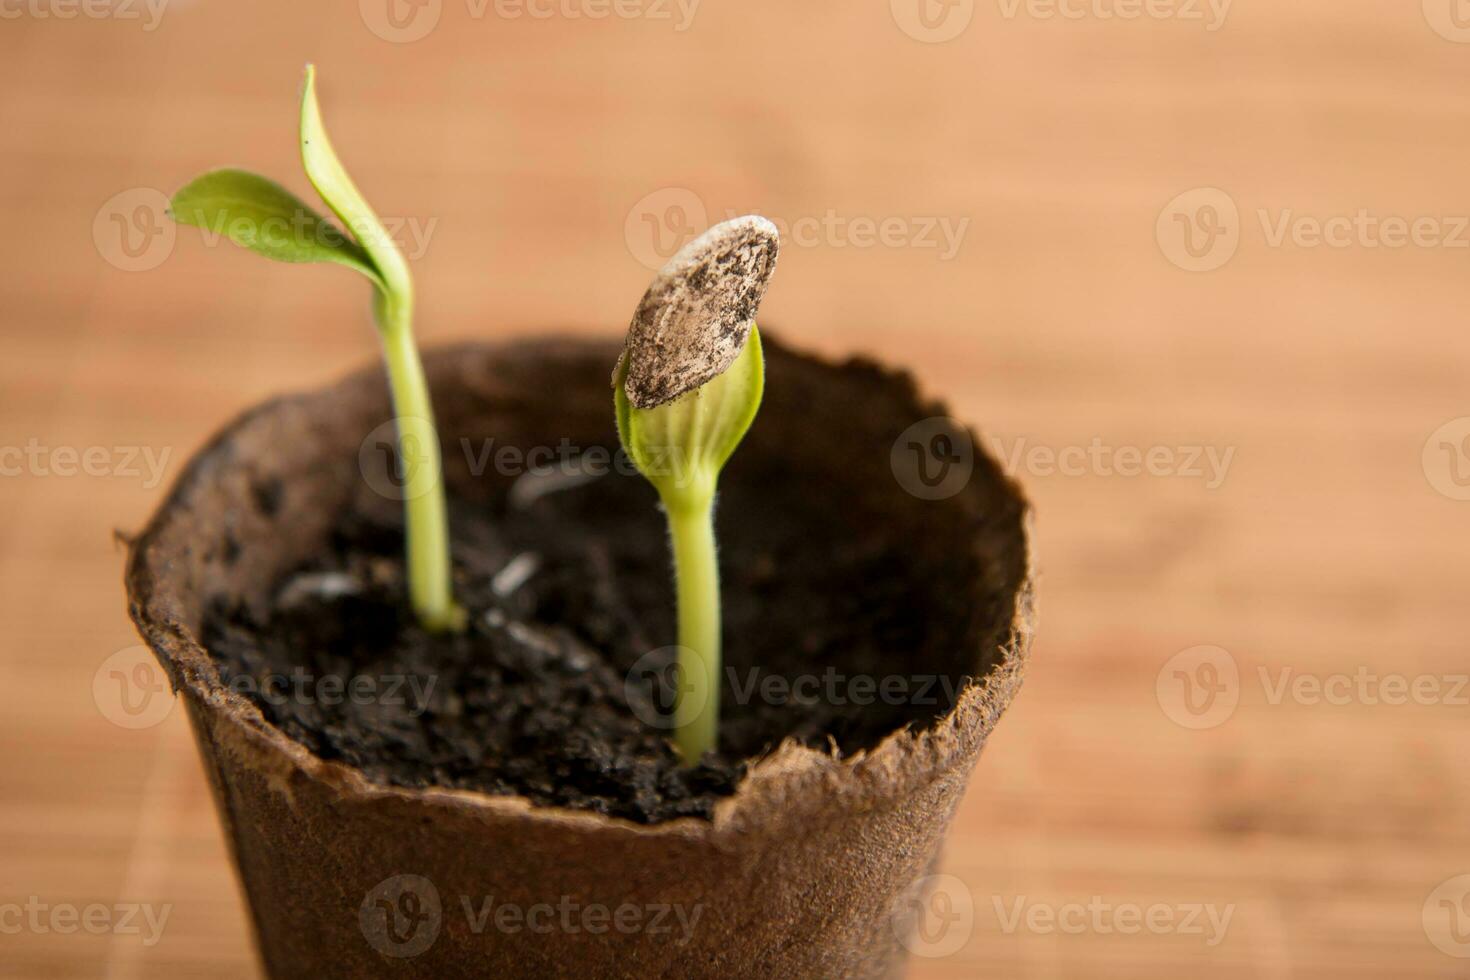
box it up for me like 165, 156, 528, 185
125, 334, 1037, 839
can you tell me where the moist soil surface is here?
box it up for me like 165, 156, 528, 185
203, 445, 985, 824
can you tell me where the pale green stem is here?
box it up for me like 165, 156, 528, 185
667, 494, 720, 765
376, 293, 461, 633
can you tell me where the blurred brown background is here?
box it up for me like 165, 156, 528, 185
3, 0, 1469, 977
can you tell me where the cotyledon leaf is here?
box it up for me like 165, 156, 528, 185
169, 168, 383, 286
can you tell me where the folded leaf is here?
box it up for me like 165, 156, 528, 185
299, 64, 410, 303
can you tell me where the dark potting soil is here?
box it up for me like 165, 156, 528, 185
202, 449, 990, 824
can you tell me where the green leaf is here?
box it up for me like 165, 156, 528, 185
169, 168, 383, 286
617, 325, 765, 510
298, 64, 411, 304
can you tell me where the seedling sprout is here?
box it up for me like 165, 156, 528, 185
615, 216, 780, 764
168, 66, 463, 633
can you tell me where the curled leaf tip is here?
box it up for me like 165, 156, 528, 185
620, 214, 779, 409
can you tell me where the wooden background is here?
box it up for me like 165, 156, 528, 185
3, 1, 1468, 976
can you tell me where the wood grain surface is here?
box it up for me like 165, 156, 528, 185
3, 1, 1468, 976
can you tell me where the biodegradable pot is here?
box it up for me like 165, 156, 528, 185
126, 336, 1034, 979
